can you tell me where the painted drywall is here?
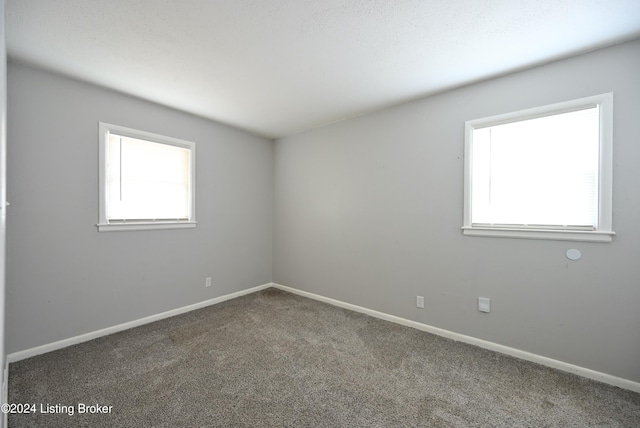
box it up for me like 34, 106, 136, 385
274, 39, 640, 383
6, 63, 273, 353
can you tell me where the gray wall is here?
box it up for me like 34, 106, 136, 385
6, 39, 640, 384
274, 39, 640, 382
6, 63, 273, 354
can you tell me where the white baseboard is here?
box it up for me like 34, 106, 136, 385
7, 281, 640, 394
7, 282, 273, 364
271, 283, 640, 394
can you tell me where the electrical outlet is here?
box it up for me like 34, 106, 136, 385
416, 296, 424, 308
205, 277, 212, 288
478, 297, 491, 313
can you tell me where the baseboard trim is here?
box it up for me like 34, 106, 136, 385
7, 282, 273, 364
7, 281, 639, 394
271, 283, 640, 393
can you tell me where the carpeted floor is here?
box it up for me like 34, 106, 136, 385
7, 287, 640, 427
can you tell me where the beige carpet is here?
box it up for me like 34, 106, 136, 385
8, 288, 640, 427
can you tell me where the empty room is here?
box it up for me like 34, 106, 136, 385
1, 0, 639, 427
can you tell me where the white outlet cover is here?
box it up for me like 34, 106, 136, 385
478, 297, 491, 313
566, 249, 582, 261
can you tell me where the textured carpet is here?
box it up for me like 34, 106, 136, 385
8, 288, 640, 427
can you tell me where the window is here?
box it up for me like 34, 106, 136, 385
98, 123, 196, 231
463, 93, 613, 242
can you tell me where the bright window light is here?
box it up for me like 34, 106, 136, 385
471, 108, 599, 227
98, 123, 196, 232
463, 94, 614, 242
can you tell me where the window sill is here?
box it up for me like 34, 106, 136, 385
97, 221, 197, 232
462, 226, 614, 242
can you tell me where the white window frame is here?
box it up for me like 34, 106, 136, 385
462, 93, 614, 242
98, 122, 197, 232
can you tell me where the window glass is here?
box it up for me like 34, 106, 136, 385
463, 94, 613, 242
98, 123, 196, 231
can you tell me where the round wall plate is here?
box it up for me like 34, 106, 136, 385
566, 249, 582, 261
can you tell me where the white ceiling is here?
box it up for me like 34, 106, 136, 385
6, 1, 640, 139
